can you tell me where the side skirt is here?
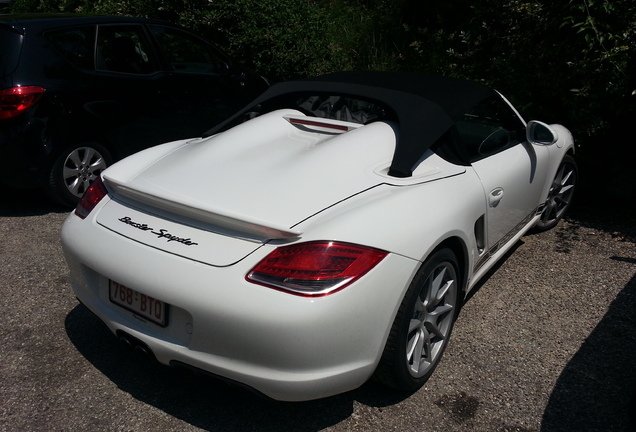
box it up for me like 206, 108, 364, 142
466, 209, 542, 293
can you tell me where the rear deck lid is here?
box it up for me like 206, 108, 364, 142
100, 109, 463, 265
104, 110, 397, 227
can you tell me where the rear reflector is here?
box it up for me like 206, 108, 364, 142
246, 241, 387, 296
0, 86, 46, 120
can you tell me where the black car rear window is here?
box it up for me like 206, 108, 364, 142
45, 26, 96, 70
0, 28, 22, 76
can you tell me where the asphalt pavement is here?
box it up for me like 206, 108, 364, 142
1, 187, 635, 432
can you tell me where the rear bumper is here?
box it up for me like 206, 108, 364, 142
0, 116, 49, 188
61, 205, 419, 401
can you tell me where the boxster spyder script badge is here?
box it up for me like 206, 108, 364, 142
118, 216, 199, 246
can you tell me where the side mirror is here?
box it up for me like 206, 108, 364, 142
526, 120, 558, 145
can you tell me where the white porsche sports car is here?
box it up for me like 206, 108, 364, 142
62, 72, 577, 401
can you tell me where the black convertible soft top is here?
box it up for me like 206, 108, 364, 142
206, 71, 497, 177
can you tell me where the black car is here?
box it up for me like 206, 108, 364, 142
0, 14, 268, 205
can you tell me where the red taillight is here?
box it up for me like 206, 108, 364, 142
246, 241, 388, 296
0, 86, 46, 120
75, 176, 108, 219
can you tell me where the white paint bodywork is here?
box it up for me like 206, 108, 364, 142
62, 105, 575, 401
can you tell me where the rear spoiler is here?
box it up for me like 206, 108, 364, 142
104, 178, 303, 240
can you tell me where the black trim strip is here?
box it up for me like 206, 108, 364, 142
473, 207, 539, 273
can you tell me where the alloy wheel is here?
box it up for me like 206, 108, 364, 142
62, 146, 108, 198
536, 155, 577, 230
406, 261, 458, 378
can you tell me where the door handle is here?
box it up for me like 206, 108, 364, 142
489, 187, 504, 207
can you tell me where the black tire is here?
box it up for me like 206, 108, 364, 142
45, 143, 112, 207
533, 154, 577, 231
375, 248, 461, 392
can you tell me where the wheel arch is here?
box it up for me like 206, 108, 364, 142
44, 105, 121, 162
373, 238, 466, 390
429, 236, 469, 298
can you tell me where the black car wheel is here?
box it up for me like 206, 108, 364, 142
46, 143, 112, 207
375, 248, 461, 392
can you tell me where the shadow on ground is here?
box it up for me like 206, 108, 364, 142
541, 271, 636, 432
0, 186, 69, 217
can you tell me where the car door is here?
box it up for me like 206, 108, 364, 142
44, 23, 176, 157
147, 24, 254, 138
90, 23, 183, 155
456, 95, 551, 251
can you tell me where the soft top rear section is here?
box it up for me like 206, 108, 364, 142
205, 71, 497, 178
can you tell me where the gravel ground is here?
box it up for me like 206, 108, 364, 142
1, 187, 634, 432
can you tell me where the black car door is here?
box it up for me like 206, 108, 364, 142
147, 24, 254, 138
45, 22, 258, 160
92, 23, 184, 155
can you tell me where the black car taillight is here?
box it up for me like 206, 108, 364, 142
75, 176, 108, 219
246, 241, 388, 297
0, 86, 46, 120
